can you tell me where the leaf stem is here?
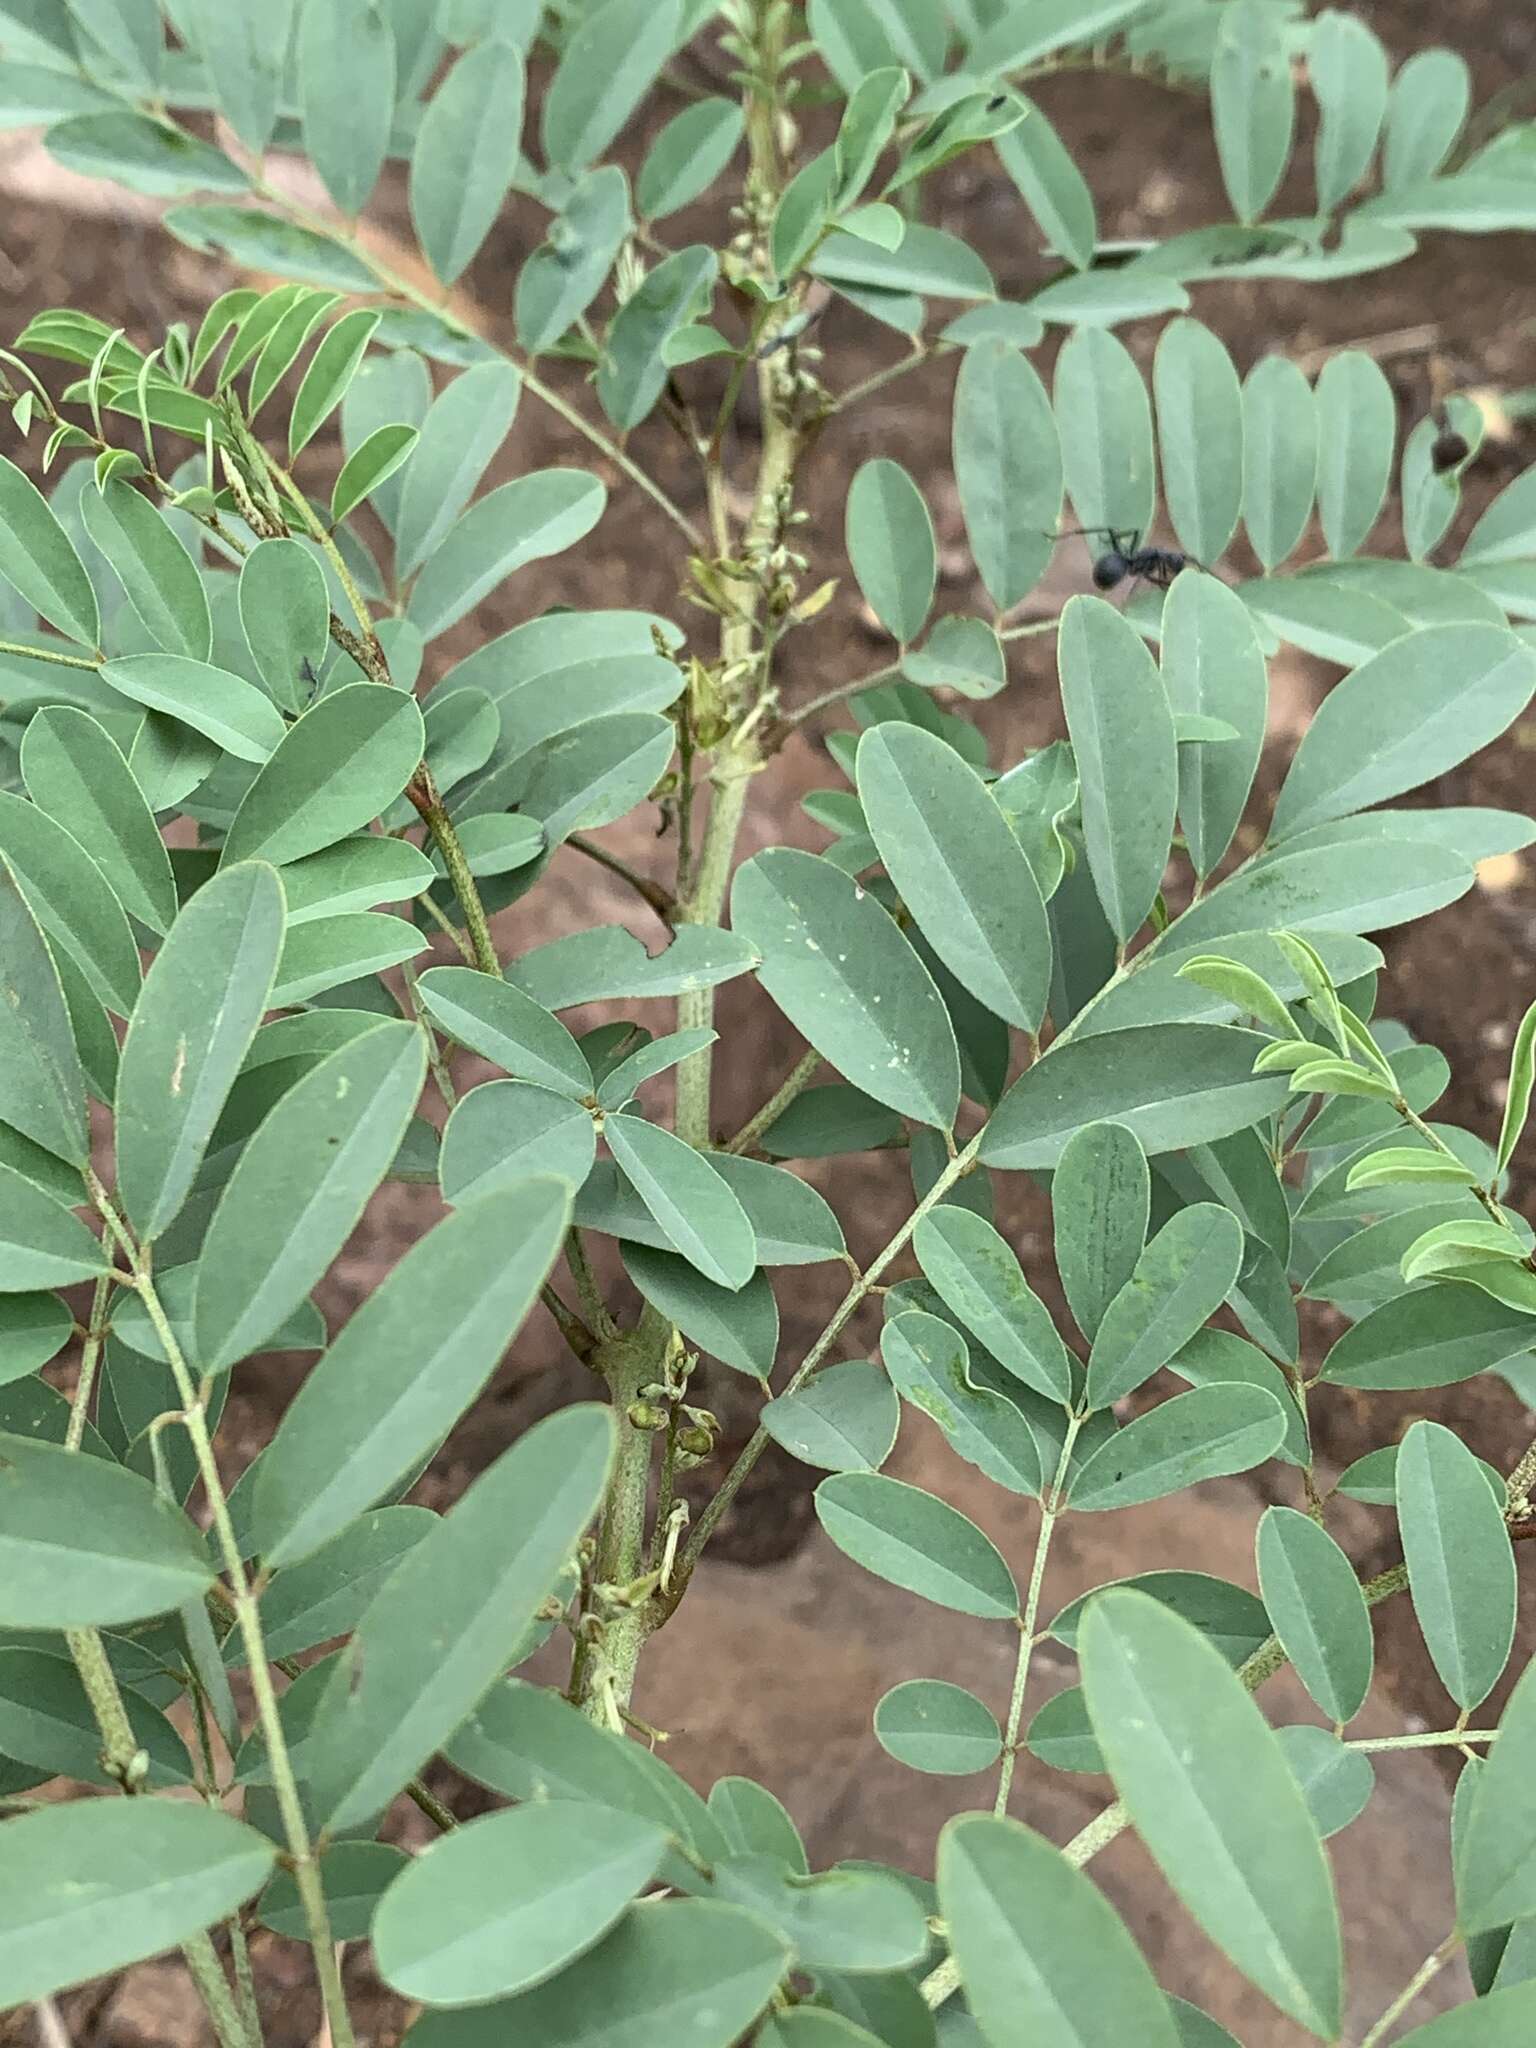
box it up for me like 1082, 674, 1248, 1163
995, 1413, 1083, 1817
0, 635, 101, 670
412, 789, 499, 976
666, 1128, 987, 1602
90, 1174, 358, 2048
1356, 1934, 1461, 2048
569, 1337, 656, 1721
783, 662, 900, 730
566, 833, 676, 925
726, 1046, 822, 1155
833, 344, 937, 413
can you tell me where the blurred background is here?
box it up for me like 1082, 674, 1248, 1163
7, 2, 1536, 2041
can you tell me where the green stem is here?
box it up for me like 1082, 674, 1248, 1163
519, 364, 706, 549
783, 663, 900, 729
569, 1339, 657, 1721
180, 1937, 251, 2048
0, 635, 101, 670
1357, 1936, 1461, 2048
674, 752, 754, 1146
64, 1626, 139, 1784
1348, 1728, 1498, 1753
91, 1178, 358, 2048
669, 1129, 987, 1598
417, 794, 499, 976
833, 344, 936, 413
66, 1273, 112, 1452
994, 1414, 1082, 1817
228, 1921, 261, 2048
726, 1046, 821, 1155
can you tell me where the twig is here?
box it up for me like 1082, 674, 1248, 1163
1357, 1935, 1461, 2048
783, 663, 900, 729
566, 834, 676, 924
726, 1046, 821, 1155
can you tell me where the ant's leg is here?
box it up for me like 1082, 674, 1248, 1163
1041, 524, 1120, 542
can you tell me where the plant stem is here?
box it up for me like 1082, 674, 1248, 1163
999, 617, 1063, 642
569, 1339, 656, 1722
673, 752, 754, 1146
91, 1178, 357, 2048
519, 363, 706, 549
667, 1129, 986, 1600
783, 663, 900, 729
567, 833, 676, 924
0, 635, 101, 670
1348, 1728, 1498, 1753
833, 344, 936, 412
995, 1414, 1082, 1817
414, 790, 499, 975
1357, 1935, 1460, 2048
66, 1273, 111, 1451
726, 1046, 822, 1155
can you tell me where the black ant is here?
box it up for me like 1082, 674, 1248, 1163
1047, 525, 1197, 594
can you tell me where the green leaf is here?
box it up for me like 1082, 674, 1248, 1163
1498, 998, 1536, 1175
253, 1178, 573, 1565
810, 221, 992, 301
271, 911, 424, 1007
1457, 1661, 1536, 1933
638, 95, 743, 220
1085, 1203, 1244, 1409
1068, 1386, 1285, 1512
984, 1025, 1287, 1170
0, 1162, 105, 1290
0, 450, 98, 646
288, 305, 380, 458
408, 471, 606, 642
1052, 1119, 1150, 1346
375, 1800, 666, 2005
306, 1403, 613, 1830
1314, 351, 1395, 558
1395, 1987, 1536, 2046
1462, 469, 1536, 570
236, 539, 329, 715
1153, 321, 1243, 561
0, 859, 87, 1167
185, 0, 292, 155
0, 1293, 73, 1384
46, 110, 243, 197
762, 1361, 899, 1474
882, 1309, 1041, 1495
1160, 573, 1267, 880
440, 1080, 596, 1204
1310, 11, 1389, 212
604, 1113, 754, 1289
101, 653, 286, 763
1272, 626, 1536, 841
298, 0, 395, 216
901, 614, 1006, 699
857, 722, 1049, 1031
402, 1897, 789, 2048
876, 1681, 1001, 1777
416, 968, 589, 1098
78, 478, 211, 661
815, 1473, 1018, 1618
410, 38, 525, 286
194, 1022, 426, 1372
0, 1646, 192, 1789
258, 1841, 405, 1942
1080, 1589, 1341, 2035
1320, 1282, 1536, 1389
0, 790, 140, 1017
247, 289, 344, 419
222, 684, 426, 868
596, 1029, 716, 1112
246, 1506, 436, 1665
395, 360, 522, 577
1397, 1418, 1516, 1712
541, 0, 681, 172
1058, 595, 1176, 943
0, 1431, 213, 1627
621, 1247, 778, 1377
19, 708, 174, 938
128, 710, 219, 811
951, 338, 1059, 612
1276, 1725, 1374, 1840
1240, 354, 1316, 573
1255, 1507, 1373, 1723
939, 1812, 1180, 2048
711, 1858, 926, 1975
331, 423, 419, 526
508, 924, 756, 1011
965, 0, 1147, 71
914, 1206, 1074, 1401
1211, 0, 1294, 222
165, 204, 379, 293
846, 459, 935, 647
733, 848, 960, 1130
598, 244, 717, 431
1171, 839, 1474, 949
0, 1802, 274, 2008
995, 100, 1094, 270
515, 166, 631, 356
1050, 1571, 1272, 1665
1054, 327, 1155, 537
1382, 48, 1470, 191
115, 861, 285, 1241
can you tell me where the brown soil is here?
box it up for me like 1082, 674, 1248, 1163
6, 3, 1536, 2041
